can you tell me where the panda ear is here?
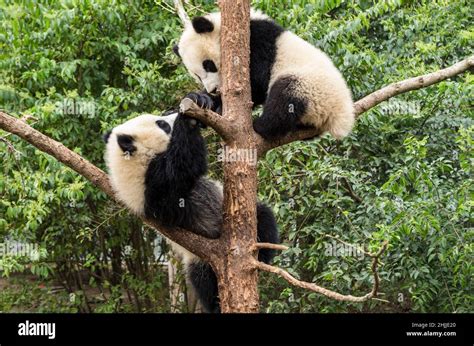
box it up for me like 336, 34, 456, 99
117, 134, 136, 154
192, 16, 214, 33
172, 44, 180, 57
103, 130, 112, 143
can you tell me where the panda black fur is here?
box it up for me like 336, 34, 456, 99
175, 10, 355, 140
104, 111, 279, 312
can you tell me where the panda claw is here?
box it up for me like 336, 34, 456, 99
183, 92, 214, 111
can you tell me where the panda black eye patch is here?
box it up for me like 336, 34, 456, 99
156, 120, 171, 134
117, 134, 136, 154
203, 59, 218, 73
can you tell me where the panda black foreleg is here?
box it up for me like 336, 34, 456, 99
256, 202, 280, 264
188, 260, 220, 313
253, 76, 307, 140
144, 115, 210, 234
165, 114, 208, 182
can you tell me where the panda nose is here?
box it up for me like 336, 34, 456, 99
156, 120, 171, 134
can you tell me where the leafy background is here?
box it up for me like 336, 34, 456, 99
0, 0, 472, 312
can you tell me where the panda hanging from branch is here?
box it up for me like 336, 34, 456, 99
103, 110, 279, 313
173, 9, 355, 140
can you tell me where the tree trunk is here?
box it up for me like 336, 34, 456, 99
215, 0, 259, 313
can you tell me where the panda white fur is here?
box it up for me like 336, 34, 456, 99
174, 10, 355, 140
103, 110, 279, 312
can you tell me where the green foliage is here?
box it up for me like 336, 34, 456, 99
0, 276, 78, 313
1, 0, 472, 313
0, 0, 191, 312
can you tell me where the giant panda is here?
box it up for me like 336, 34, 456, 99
103, 110, 279, 312
174, 9, 355, 140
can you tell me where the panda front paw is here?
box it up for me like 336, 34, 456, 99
184, 92, 215, 110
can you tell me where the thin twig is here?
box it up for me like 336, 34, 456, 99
341, 177, 363, 203
252, 242, 289, 251
173, 0, 190, 26
0, 136, 23, 156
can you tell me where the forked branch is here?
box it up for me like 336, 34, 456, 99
254, 241, 389, 302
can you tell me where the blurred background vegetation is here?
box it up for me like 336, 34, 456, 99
0, 0, 472, 313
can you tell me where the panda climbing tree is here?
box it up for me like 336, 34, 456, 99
0, 0, 472, 313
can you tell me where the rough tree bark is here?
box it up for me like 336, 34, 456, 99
213, 0, 259, 313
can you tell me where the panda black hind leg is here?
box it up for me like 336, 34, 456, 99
188, 203, 278, 314
188, 260, 220, 313
253, 76, 307, 140
256, 202, 280, 264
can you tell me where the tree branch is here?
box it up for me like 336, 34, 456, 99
354, 55, 473, 115
0, 111, 219, 261
179, 97, 233, 141
256, 128, 323, 157
173, 0, 190, 26
0, 111, 113, 195
254, 55, 472, 156
341, 177, 363, 204
254, 241, 388, 303
252, 242, 289, 251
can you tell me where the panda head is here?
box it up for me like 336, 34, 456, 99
104, 112, 178, 162
174, 13, 222, 94
103, 112, 178, 213
174, 10, 269, 94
